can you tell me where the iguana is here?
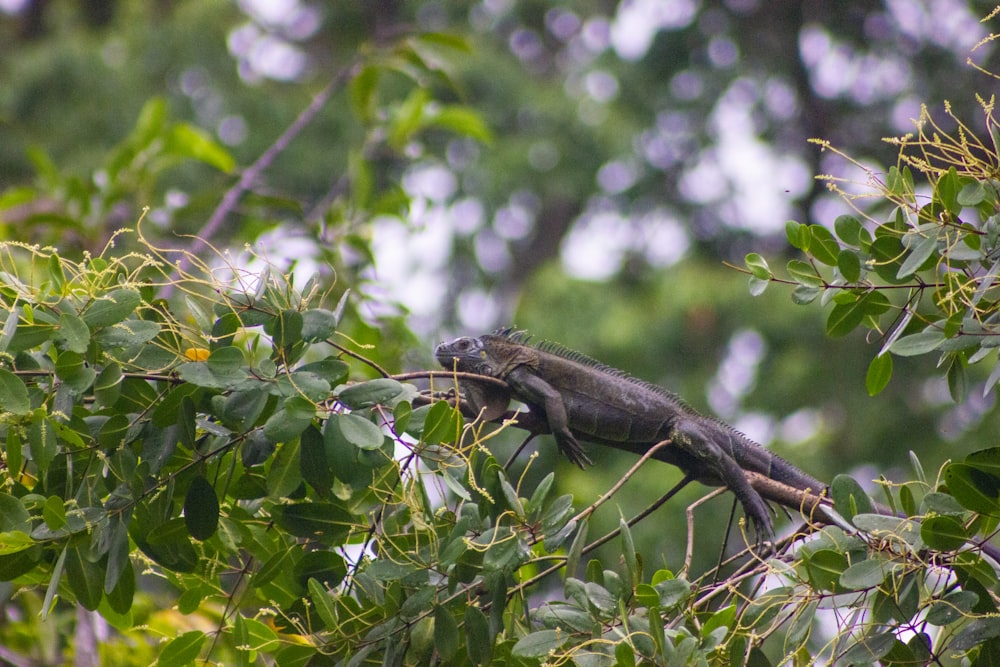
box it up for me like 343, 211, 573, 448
435, 329, 825, 541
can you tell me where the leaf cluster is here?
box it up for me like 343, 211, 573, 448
746, 98, 1000, 401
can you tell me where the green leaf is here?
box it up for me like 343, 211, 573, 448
276, 501, 355, 543
388, 88, 429, 149
951, 617, 1000, 651
785, 220, 808, 249
890, 330, 945, 356
826, 291, 889, 337
337, 412, 384, 450
421, 399, 463, 445
834, 215, 863, 246
926, 590, 979, 625
748, 274, 769, 296
870, 235, 909, 284
263, 401, 314, 444
791, 284, 821, 305
265, 309, 303, 349
349, 64, 380, 122
838, 631, 896, 665
0, 531, 36, 555
944, 462, 1000, 514
0, 369, 30, 415
294, 550, 346, 589
826, 299, 865, 337
55, 350, 96, 393
837, 249, 862, 282
300, 425, 331, 497
94, 362, 123, 408
241, 616, 280, 653
431, 105, 494, 144
101, 516, 131, 595
619, 516, 637, 588
166, 123, 236, 173
434, 606, 460, 662
65, 545, 103, 611
135, 516, 199, 573
786, 259, 822, 287
43, 495, 66, 530
81, 288, 142, 329
300, 309, 340, 342
267, 440, 303, 498
839, 558, 889, 590
965, 447, 1000, 475
300, 354, 348, 380
308, 578, 339, 630
0, 494, 30, 533
945, 361, 967, 410
801, 548, 849, 593
512, 629, 564, 658
465, 605, 493, 665
935, 166, 962, 217
222, 387, 270, 431
958, 180, 988, 206
808, 224, 840, 265
744, 253, 771, 279
157, 630, 206, 667
98, 413, 131, 450
56, 313, 90, 353
527, 472, 555, 517
563, 518, 588, 579
29, 417, 58, 474
866, 354, 893, 396
184, 476, 219, 541
920, 514, 969, 551
654, 577, 691, 608
896, 232, 938, 279
337, 378, 405, 409
208, 345, 245, 376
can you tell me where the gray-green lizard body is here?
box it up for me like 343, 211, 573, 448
435, 329, 824, 540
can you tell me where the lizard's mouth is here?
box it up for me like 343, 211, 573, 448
434, 347, 458, 367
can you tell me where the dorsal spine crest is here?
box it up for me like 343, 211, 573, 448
491, 328, 696, 412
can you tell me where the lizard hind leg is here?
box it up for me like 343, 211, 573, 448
669, 417, 775, 545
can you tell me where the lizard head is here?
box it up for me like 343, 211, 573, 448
435, 336, 496, 375
436, 333, 537, 378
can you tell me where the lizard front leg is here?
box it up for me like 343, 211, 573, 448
505, 367, 594, 467
670, 417, 774, 543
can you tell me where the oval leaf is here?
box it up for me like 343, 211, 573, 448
512, 629, 564, 658
920, 514, 969, 551
337, 378, 405, 409
0, 369, 30, 416
338, 413, 385, 450
865, 354, 893, 396
891, 330, 945, 357
184, 476, 219, 541
81, 288, 142, 329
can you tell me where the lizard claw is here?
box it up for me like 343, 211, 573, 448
556, 430, 593, 468
745, 501, 776, 554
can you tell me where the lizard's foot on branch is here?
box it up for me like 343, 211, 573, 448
559, 440, 593, 468
553, 429, 593, 468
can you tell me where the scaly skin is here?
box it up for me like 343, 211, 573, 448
435, 329, 825, 541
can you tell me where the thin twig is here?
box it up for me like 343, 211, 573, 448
504, 433, 537, 469
175, 58, 361, 277
571, 440, 672, 523
682, 487, 727, 580
581, 474, 695, 554
330, 340, 391, 377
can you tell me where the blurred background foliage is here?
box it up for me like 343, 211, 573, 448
3, 0, 1000, 614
